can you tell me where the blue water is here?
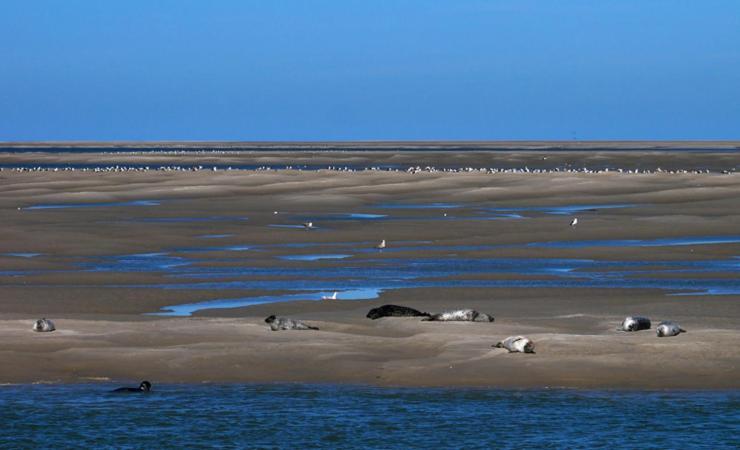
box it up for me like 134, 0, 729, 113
133, 256, 739, 314
23, 200, 160, 210
279, 253, 352, 261
154, 288, 381, 316
528, 235, 740, 248
0, 384, 737, 449
485, 203, 635, 215
268, 224, 322, 230
174, 245, 252, 253
310, 213, 388, 220
4, 236, 737, 314
377, 202, 462, 209
2, 253, 41, 258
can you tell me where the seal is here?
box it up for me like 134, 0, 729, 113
264, 315, 319, 331
422, 309, 494, 322
656, 321, 686, 337
618, 316, 651, 332
366, 304, 431, 320
32, 318, 55, 332
493, 336, 535, 353
112, 381, 152, 393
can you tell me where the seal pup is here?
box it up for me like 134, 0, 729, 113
366, 304, 431, 320
32, 318, 55, 332
494, 336, 535, 353
656, 321, 686, 337
422, 309, 495, 322
618, 316, 651, 332
112, 381, 152, 393
264, 315, 319, 331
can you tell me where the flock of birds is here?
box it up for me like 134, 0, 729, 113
0, 165, 733, 174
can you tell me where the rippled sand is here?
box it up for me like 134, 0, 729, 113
0, 149, 738, 387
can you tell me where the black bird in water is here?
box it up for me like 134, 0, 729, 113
112, 381, 152, 393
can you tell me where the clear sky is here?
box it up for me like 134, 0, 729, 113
1, 0, 739, 141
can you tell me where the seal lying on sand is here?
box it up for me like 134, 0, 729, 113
422, 309, 494, 322
366, 304, 431, 320
32, 318, 55, 332
494, 336, 535, 353
619, 316, 651, 332
656, 321, 686, 337
112, 381, 152, 393
265, 315, 319, 331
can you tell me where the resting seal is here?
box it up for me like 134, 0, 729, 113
32, 318, 55, 332
656, 321, 686, 337
422, 309, 494, 322
366, 304, 431, 320
494, 336, 535, 353
618, 316, 651, 332
113, 381, 152, 393
265, 315, 319, 331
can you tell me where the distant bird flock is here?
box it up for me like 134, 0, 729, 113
0, 165, 732, 174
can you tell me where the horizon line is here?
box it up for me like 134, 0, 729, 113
2, 139, 740, 148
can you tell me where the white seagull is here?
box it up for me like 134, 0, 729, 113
570, 217, 578, 227
376, 239, 386, 249
321, 291, 338, 300
302, 222, 314, 230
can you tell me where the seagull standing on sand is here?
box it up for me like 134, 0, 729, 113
322, 291, 338, 300
303, 222, 314, 230
570, 218, 578, 227
376, 239, 386, 250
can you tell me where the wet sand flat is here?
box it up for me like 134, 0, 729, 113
0, 150, 738, 388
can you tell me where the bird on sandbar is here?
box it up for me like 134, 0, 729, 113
570, 217, 578, 227
321, 291, 338, 300
376, 239, 386, 249
303, 222, 314, 230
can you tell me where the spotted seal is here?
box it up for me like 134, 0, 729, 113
656, 321, 686, 337
493, 336, 535, 353
32, 318, 56, 332
264, 315, 319, 331
366, 304, 431, 320
618, 316, 651, 332
422, 309, 494, 322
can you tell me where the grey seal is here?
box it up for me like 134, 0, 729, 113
422, 309, 494, 322
264, 315, 319, 331
32, 318, 55, 332
618, 316, 651, 332
656, 321, 686, 337
493, 336, 535, 353
113, 381, 152, 393
366, 304, 431, 320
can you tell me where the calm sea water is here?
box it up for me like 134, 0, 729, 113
0, 384, 737, 449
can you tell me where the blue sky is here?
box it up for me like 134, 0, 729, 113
1, 0, 738, 141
